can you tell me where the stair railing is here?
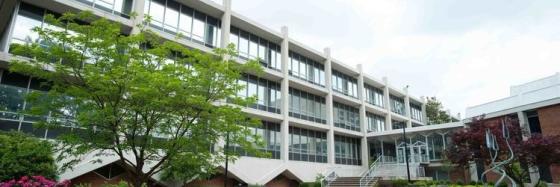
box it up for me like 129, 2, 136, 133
359, 155, 381, 187
321, 167, 339, 187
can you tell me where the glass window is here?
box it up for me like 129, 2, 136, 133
390, 95, 405, 115
258, 40, 267, 61
332, 70, 358, 98
229, 28, 239, 50
289, 88, 326, 124
10, 4, 44, 47
288, 52, 325, 87
192, 12, 205, 42
333, 102, 360, 132
335, 135, 361, 165
239, 32, 249, 58
249, 35, 258, 58
205, 17, 218, 47
164, 1, 179, 32
179, 7, 193, 37
148, 0, 165, 27
289, 127, 327, 163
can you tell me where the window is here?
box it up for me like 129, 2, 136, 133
410, 103, 423, 121
0, 69, 73, 139
366, 113, 385, 132
333, 102, 360, 132
230, 27, 281, 71
179, 7, 193, 37
392, 120, 406, 129
332, 70, 358, 98
365, 85, 384, 107
288, 52, 325, 87
289, 127, 327, 163
163, 1, 179, 33
238, 31, 249, 58
526, 111, 541, 134
335, 135, 361, 165
428, 133, 444, 160
235, 74, 281, 114
74, 0, 133, 18
390, 95, 405, 115
145, 0, 221, 48
233, 121, 281, 159
289, 88, 326, 124
147, 0, 165, 28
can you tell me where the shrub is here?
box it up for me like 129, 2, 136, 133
0, 132, 57, 181
299, 182, 321, 187
391, 179, 409, 187
0, 176, 69, 187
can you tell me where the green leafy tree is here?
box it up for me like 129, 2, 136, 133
425, 96, 458, 125
9, 12, 264, 187
0, 132, 57, 181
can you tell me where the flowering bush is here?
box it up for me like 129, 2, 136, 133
0, 176, 70, 187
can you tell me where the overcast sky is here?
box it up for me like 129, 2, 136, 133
228, 0, 560, 118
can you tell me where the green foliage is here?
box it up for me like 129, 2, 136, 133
0, 132, 57, 181
425, 96, 457, 125
102, 181, 132, 187
391, 179, 409, 187
299, 182, 321, 187
9, 11, 263, 187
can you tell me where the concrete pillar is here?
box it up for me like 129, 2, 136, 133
382, 77, 392, 130
421, 97, 428, 125
517, 111, 530, 140
404, 87, 412, 128
0, 0, 18, 52
324, 47, 335, 164
529, 166, 541, 185
280, 26, 290, 162
469, 161, 479, 182
219, 0, 231, 49
357, 64, 368, 167
130, 0, 146, 34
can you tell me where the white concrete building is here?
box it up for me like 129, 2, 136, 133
0, 0, 466, 186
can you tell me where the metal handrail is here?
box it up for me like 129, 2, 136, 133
321, 167, 339, 187
359, 156, 381, 187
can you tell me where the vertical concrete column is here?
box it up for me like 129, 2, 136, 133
404, 87, 412, 128
324, 47, 335, 164
357, 64, 369, 167
130, 0, 146, 34
219, 0, 231, 49
280, 26, 290, 162
382, 77, 392, 130
214, 0, 232, 151
517, 111, 530, 140
421, 97, 428, 125
0, 0, 19, 52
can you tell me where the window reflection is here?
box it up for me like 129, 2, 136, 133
230, 27, 281, 71
365, 85, 384, 107
232, 121, 281, 159
289, 52, 325, 87
74, 0, 133, 18
145, 0, 221, 48
333, 102, 360, 132
390, 95, 405, 115
332, 70, 358, 98
289, 88, 326, 124
366, 112, 385, 132
235, 74, 281, 114
289, 126, 327, 163
335, 135, 361, 165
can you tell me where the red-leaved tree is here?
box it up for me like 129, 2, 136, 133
446, 115, 560, 186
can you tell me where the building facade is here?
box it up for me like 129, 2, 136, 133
466, 72, 560, 184
0, 0, 481, 186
